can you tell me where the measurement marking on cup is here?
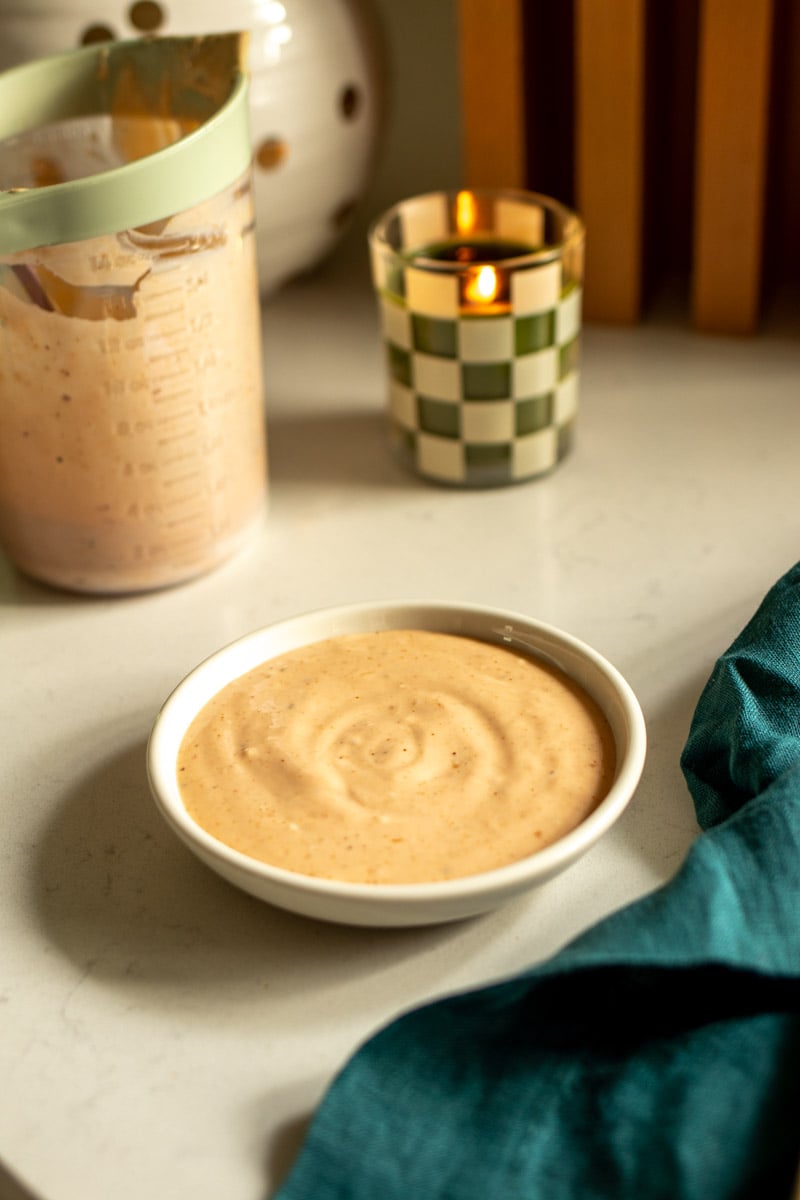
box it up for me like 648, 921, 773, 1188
159, 445, 198, 461
152, 380, 193, 395
164, 533, 209, 551
147, 355, 187, 369
162, 492, 202, 509
154, 341, 190, 355
157, 433, 199, 448
151, 396, 194, 415
144, 282, 184, 300
155, 411, 196, 427
144, 322, 187, 338
162, 471, 204, 488
144, 306, 184, 322
147, 348, 189, 362
147, 325, 187, 341
153, 400, 194, 415
165, 514, 205, 530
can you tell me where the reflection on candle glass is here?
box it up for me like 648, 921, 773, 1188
457, 188, 476, 233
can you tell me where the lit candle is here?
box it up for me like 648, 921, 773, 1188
368, 187, 585, 488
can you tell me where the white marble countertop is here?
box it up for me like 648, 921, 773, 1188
3, 255, 799, 1200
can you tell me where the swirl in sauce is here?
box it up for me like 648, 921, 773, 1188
177, 630, 616, 884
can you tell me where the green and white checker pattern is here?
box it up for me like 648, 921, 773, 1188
371, 192, 582, 487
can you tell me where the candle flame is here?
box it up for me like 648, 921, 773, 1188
456, 190, 477, 235
464, 264, 500, 305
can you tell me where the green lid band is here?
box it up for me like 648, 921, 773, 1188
0, 34, 252, 254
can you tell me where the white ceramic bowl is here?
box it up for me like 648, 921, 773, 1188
147, 602, 647, 927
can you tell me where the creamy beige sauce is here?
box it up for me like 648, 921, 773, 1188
177, 630, 616, 885
0, 170, 266, 593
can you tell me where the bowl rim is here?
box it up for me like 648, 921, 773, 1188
146, 599, 647, 905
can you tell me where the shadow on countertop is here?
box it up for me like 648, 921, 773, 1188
29, 736, 470, 1011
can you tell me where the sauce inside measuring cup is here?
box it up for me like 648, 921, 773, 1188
0, 167, 266, 593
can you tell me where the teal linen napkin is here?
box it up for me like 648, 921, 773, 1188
274, 564, 800, 1200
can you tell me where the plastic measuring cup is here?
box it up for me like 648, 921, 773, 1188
0, 34, 267, 594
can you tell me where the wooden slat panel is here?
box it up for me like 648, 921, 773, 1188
692, 0, 774, 333
768, 0, 800, 292
642, 0, 699, 302
574, 0, 647, 323
458, 0, 526, 188
521, 0, 576, 205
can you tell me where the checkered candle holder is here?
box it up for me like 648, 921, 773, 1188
369, 189, 585, 486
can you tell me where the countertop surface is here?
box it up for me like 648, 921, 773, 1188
3, 257, 799, 1200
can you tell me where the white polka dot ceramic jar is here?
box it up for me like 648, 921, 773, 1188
0, 0, 385, 294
